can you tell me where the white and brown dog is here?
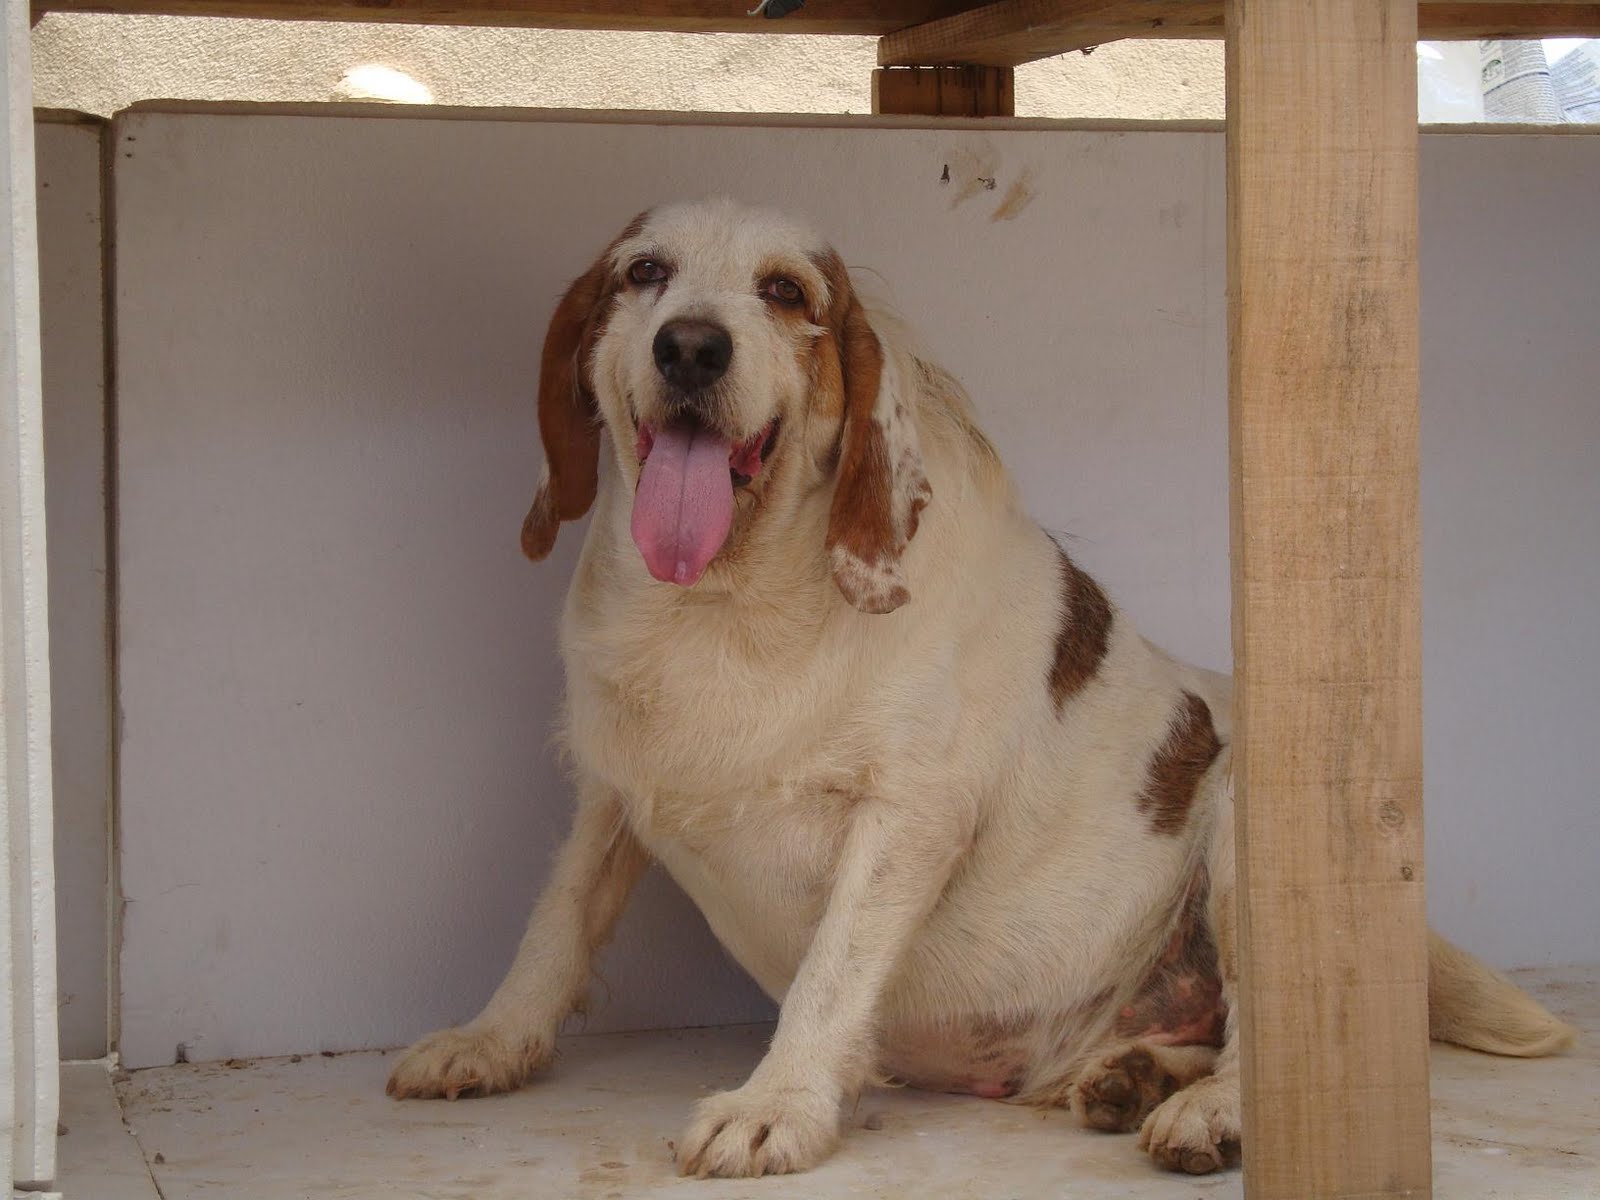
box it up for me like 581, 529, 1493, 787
387, 199, 1575, 1178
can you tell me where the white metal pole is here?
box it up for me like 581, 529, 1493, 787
1, 0, 62, 1188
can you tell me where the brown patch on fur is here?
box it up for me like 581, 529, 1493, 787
521, 211, 648, 562
1137, 691, 1221, 835
830, 422, 908, 607
1048, 545, 1113, 710
1116, 868, 1225, 1048
807, 312, 848, 425
812, 250, 930, 614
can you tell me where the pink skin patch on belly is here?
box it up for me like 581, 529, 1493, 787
967, 1079, 1022, 1100
1115, 868, 1228, 1048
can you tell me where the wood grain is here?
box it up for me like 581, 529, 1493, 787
880, 0, 1600, 68
34, 0, 974, 34
881, 1, 1213, 68
1226, 1, 1431, 1196
872, 65, 1014, 115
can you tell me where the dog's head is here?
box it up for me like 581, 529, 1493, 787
520, 199, 930, 614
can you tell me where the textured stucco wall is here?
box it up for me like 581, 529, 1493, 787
30, 13, 1224, 120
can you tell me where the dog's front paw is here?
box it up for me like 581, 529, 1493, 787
1138, 1076, 1241, 1175
385, 1024, 551, 1100
677, 1082, 841, 1178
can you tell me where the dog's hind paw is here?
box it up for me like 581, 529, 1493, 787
1138, 1075, 1241, 1175
1075, 1046, 1180, 1133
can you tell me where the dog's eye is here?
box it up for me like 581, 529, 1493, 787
761, 277, 805, 307
628, 259, 670, 286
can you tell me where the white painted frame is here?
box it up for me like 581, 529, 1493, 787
2, 0, 62, 1192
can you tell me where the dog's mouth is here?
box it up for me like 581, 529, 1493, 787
630, 415, 779, 587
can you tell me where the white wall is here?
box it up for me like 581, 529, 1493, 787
103, 110, 1599, 1068
35, 114, 110, 1063
1419, 135, 1600, 970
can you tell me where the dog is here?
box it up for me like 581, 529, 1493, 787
387, 198, 1576, 1178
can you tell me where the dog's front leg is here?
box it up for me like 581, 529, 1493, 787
679, 790, 972, 1178
387, 776, 649, 1100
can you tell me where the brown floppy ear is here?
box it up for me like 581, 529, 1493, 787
520, 216, 643, 561
819, 255, 931, 614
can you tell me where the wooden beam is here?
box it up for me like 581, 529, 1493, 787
882, 0, 1600, 68
33, 0, 975, 34
881, 1, 1214, 68
873, 65, 1014, 115
1421, 2, 1600, 38
31, 0, 1600, 41
1227, 1, 1430, 1198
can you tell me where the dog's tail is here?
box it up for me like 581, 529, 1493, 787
1428, 931, 1577, 1057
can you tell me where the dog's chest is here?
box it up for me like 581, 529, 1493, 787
566, 594, 863, 795
566, 602, 873, 994
630, 775, 858, 998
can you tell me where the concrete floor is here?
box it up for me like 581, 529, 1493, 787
59, 964, 1598, 1199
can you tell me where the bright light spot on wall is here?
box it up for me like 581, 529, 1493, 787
336, 65, 435, 105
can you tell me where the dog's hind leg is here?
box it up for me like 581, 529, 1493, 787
1135, 884, 1242, 1172
1135, 768, 1243, 1175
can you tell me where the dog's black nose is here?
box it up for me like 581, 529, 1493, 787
653, 319, 733, 392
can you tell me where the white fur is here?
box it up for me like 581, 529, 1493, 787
388, 201, 1574, 1180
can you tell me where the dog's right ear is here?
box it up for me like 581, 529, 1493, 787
520, 214, 646, 561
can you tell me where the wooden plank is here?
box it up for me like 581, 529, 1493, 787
33, 0, 1600, 41
33, 0, 973, 33
2, 0, 63, 1191
34, 0, 1600, 42
882, 0, 1600, 68
881, 1, 1214, 68
1226, 1, 1429, 1198
1421, 2, 1600, 37
872, 65, 1014, 115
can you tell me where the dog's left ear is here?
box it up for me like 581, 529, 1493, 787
520, 213, 646, 562
819, 255, 931, 614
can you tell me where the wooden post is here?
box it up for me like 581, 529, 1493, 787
1226, 2, 1430, 1198
872, 65, 1014, 116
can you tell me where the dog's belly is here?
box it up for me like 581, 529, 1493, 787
628, 754, 1225, 1105
877, 1015, 1078, 1100
647, 827, 1210, 1103
651, 841, 1104, 1100
875, 871, 1227, 1100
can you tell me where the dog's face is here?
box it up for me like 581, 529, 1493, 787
520, 199, 929, 614
593, 203, 838, 587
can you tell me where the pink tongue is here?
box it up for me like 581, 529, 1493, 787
631, 423, 734, 586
